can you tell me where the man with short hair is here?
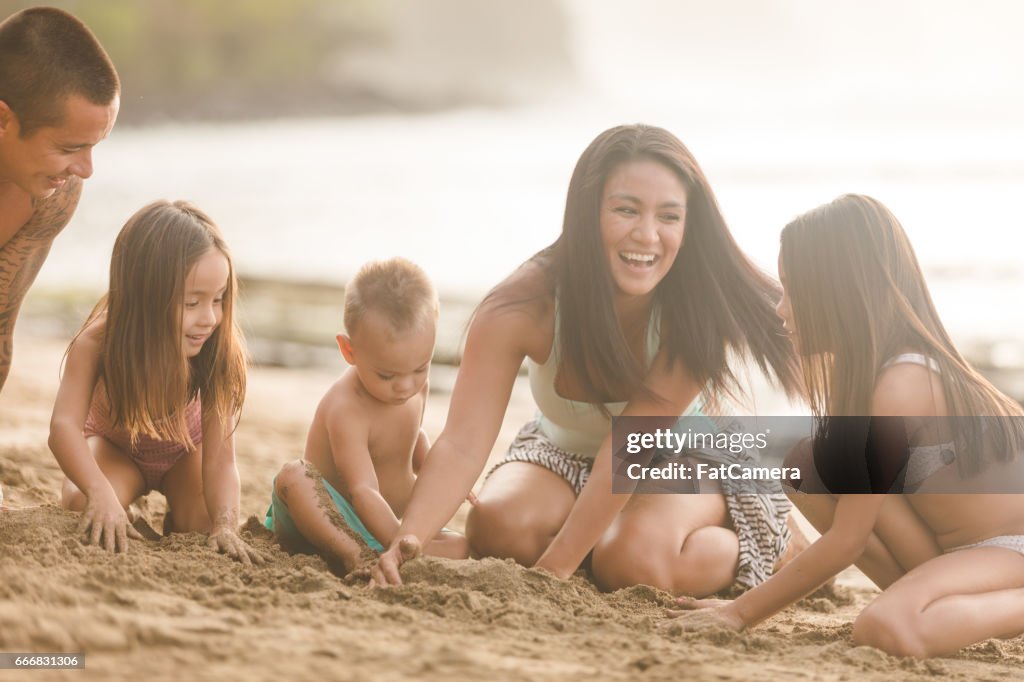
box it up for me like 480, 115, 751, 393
0, 7, 119, 392
0, 7, 119, 507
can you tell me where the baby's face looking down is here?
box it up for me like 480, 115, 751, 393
339, 310, 435, 405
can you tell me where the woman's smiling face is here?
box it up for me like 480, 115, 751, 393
599, 157, 687, 302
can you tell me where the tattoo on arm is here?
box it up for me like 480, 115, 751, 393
0, 176, 84, 392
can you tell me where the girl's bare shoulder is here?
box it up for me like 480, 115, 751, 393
68, 314, 107, 355
872, 361, 946, 417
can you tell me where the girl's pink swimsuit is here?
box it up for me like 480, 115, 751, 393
83, 382, 202, 492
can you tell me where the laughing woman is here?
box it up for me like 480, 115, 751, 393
371, 124, 801, 595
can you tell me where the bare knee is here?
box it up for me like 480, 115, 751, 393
592, 532, 672, 592
275, 459, 314, 500
594, 526, 737, 596
677, 527, 739, 596
465, 499, 549, 565
853, 601, 929, 658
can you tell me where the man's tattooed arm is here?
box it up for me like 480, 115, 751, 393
0, 176, 84, 392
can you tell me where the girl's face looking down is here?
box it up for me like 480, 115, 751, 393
182, 247, 229, 357
599, 157, 687, 302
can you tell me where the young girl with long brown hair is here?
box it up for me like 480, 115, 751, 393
48, 200, 262, 563
667, 194, 1024, 658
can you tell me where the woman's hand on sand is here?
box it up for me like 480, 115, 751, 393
78, 488, 143, 553
662, 597, 744, 633
207, 527, 267, 566
369, 535, 422, 586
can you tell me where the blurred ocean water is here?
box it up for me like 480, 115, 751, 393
20, 1, 1024, 392
34, 106, 1024, 344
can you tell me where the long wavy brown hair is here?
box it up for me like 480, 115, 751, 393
781, 194, 1024, 472
483, 124, 801, 411
76, 200, 246, 448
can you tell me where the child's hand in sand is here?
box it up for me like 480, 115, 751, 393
369, 535, 422, 586
662, 597, 745, 633
79, 488, 144, 553
207, 527, 267, 566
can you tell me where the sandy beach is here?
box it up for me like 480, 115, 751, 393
1, 331, 1022, 681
